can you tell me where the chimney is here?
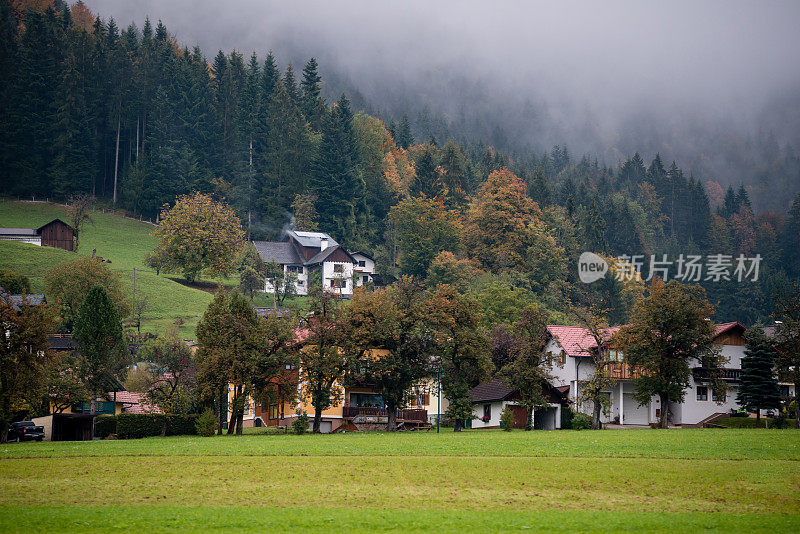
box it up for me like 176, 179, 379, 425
320, 237, 328, 251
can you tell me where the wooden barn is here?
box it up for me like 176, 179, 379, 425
0, 218, 74, 251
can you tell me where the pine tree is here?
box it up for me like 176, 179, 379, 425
737, 328, 782, 427
410, 145, 442, 198
283, 63, 298, 103
300, 57, 324, 131
311, 94, 363, 244
73, 286, 128, 410
396, 113, 413, 149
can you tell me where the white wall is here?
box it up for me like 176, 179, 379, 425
352, 254, 375, 287
0, 236, 41, 246
322, 261, 354, 296
264, 265, 310, 296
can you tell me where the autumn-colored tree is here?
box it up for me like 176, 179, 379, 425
237, 242, 266, 300
773, 283, 800, 428
499, 305, 556, 430
425, 251, 478, 291
46, 350, 89, 415
615, 280, 724, 428
298, 288, 348, 433
465, 168, 542, 272
571, 305, 615, 429
153, 192, 244, 282
388, 195, 462, 278
136, 329, 196, 437
426, 285, 492, 431
45, 256, 129, 331
340, 278, 432, 431
0, 292, 57, 443
65, 193, 94, 253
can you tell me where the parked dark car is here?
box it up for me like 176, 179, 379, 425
7, 421, 45, 442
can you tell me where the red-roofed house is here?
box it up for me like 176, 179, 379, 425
545, 321, 754, 426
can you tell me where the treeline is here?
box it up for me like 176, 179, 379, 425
3, 1, 800, 325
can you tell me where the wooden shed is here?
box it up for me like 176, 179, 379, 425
37, 219, 74, 251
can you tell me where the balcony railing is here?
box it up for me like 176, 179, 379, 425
342, 406, 428, 422
693, 367, 741, 381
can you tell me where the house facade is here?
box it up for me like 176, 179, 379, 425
545, 322, 766, 426
470, 378, 565, 430
253, 230, 376, 297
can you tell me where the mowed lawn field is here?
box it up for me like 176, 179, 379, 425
1, 430, 799, 532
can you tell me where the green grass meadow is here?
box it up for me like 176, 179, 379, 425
0, 429, 798, 532
0, 200, 220, 338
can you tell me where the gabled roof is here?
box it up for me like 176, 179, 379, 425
253, 241, 303, 265
546, 325, 621, 358
304, 245, 356, 266
286, 230, 338, 249
714, 322, 746, 338
37, 218, 72, 231
349, 250, 374, 261
470, 378, 517, 403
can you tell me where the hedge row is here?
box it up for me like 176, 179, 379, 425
93, 414, 198, 439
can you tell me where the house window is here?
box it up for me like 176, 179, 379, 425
609, 349, 624, 362
350, 393, 384, 408
362, 275, 369, 284
269, 404, 279, 419
333, 264, 344, 273
287, 265, 303, 274
712, 389, 726, 402
559, 350, 567, 365
358, 260, 366, 267
483, 404, 491, 421
697, 386, 708, 401
331, 279, 346, 289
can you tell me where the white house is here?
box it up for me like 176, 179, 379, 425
253, 230, 376, 297
349, 251, 376, 287
545, 322, 769, 427
469, 378, 565, 430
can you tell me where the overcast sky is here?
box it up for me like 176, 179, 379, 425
83, 0, 800, 159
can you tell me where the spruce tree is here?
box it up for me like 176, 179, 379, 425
397, 113, 413, 148
73, 286, 128, 411
410, 145, 442, 198
300, 57, 324, 131
737, 328, 782, 428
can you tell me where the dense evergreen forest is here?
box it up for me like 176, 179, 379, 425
2, 1, 800, 326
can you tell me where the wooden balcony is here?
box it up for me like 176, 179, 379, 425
342, 406, 428, 422
693, 367, 741, 382
607, 362, 634, 380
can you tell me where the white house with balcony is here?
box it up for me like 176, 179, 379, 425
545, 322, 765, 427
253, 230, 376, 297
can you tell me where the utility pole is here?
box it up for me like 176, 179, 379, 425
132, 267, 136, 326
437, 367, 442, 433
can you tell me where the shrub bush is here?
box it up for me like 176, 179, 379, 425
560, 405, 576, 429
115, 413, 198, 439
291, 410, 309, 435
93, 415, 117, 438
196, 408, 217, 437
571, 413, 591, 430
499, 406, 514, 431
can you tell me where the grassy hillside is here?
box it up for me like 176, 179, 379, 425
0, 200, 216, 338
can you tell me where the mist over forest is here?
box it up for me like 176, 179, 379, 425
84, 0, 800, 213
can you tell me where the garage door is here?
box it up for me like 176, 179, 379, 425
623, 394, 648, 425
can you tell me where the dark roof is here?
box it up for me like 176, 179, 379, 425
49, 335, 77, 351
0, 228, 38, 235
37, 218, 73, 231
305, 245, 355, 265
286, 230, 338, 249
349, 250, 374, 261
470, 378, 517, 403
253, 241, 303, 265
256, 307, 290, 318
4, 293, 46, 309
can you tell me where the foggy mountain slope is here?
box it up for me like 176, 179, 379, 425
83, 0, 800, 211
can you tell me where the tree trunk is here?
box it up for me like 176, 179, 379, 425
113, 114, 120, 205
227, 388, 239, 435
526, 407, 533, 431
453, 419, 462, 432
660, 393, 670, 429
217, 386, 225, 436
236, 409, 243, 435
0, 426, 8, 444
313, 406, 322, 433
756, 406, 761, 429
591, 398, 602, 430
161, 415, 168, 438
795, 381, 800, 429
386, 402, 397, 432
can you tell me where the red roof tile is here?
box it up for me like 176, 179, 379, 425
546, 325, 621, 357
